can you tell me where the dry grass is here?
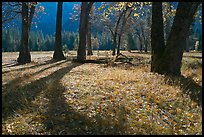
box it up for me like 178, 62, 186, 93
2, 51, 202, 135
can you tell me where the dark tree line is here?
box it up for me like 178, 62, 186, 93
2, 28, 114, 52
2, 29, 78, 52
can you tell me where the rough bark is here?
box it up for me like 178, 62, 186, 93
17, 2, 31, 64
153, 2, 200, 75
53, 2, 65, 60
150, 2, 165, 72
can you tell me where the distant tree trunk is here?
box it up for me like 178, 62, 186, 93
17, 2, 36, 64
144, 42, 148, 52
127, 33, 132, 52
185, 37, 189, 52
77, 2, 94, 62
53, 2, 65, 60
87, 21, 93, 55
198, 34, 202, 51
151, 2, 200, 75
135, 27, 143, 52
139, 36, 143, 52
111, 10, 125, 56
151, 2, 165, 72
117, 34, 122, 55
117, 8, 132, 55
128, 32, 137, 52
141, 25, 148, 52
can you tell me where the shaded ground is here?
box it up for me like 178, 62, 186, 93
2, 51, 202, 135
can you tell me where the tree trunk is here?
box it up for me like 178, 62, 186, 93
127, 33, 134, 52
87, 20, 93, 55
112, 10, 125, 56
53, 2, 65, 60
185, 37, 189, 52
112, 36, 117, 56
139, 36, 143, 52
144, 41, 148, 52
141, 25, 148, 52
117, 34, 122, 55
150, 2, 165, 72
117, 8, 132, 55
153, 2, 200, 75
17, 2, 31, 64
77, 2, 94, 62
77, 2, 88, 62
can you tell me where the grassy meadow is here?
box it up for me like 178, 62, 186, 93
2, 51, 202, 135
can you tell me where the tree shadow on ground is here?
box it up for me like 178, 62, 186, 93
2, 61, 17, 68
164, 75, 202, 107
183, 56, 202, 59
2, 60, 128, 135
182, 59, 202, 69
2, 60, 67, 88
130, 51, 151, 55
2, 62, 81, 120
41, 70, 128, 135
2, 59, 62, 74
102, 55, 150, 70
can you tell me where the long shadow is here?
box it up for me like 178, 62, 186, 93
2, 62, 81, 121
183, 60, 202, 69
42, 73, 128, 135
102, 55, 150, 70
2, 60, 67, 89
2, 59, 60, 74
2, 62, 17, 68
2, 60, 128, 135
164, 75, 202, 107
183, 56, 202, 59
130, 51, 151, 55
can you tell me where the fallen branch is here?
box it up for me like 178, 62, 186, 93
114, 53, 134, 65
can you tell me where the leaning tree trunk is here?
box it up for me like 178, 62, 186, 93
53, 2, 65, 60
152, 2, 200, 75
150, 2, 165, 72
17, 2, 31, 64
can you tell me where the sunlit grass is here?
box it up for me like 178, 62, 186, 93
2, 51, 202, 135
